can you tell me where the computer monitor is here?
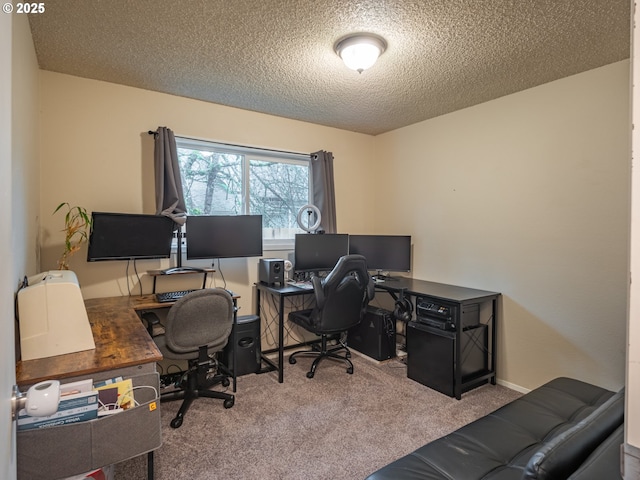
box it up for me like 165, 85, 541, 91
294, 233, 349, 273
186, 215, 263, 259
348, 235, 411, 275
87, 212, 175, 261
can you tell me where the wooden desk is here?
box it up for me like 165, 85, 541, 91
17, 295, 163, 386
16, 295, 164, 480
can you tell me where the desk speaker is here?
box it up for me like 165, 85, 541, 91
259, 258, 284, 285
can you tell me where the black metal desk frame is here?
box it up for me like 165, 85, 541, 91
255, 283, 321, 383
374, 277, 500, 400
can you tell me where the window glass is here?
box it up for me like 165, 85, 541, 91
176, 138, 310, 249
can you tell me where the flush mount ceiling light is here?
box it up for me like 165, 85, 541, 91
335, 33, 387, 73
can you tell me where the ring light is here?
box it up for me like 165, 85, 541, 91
297, 204, 321, 233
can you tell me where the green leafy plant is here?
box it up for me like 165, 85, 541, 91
53, 202, 92, 270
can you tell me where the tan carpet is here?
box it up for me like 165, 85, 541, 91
115, 353, 521, 480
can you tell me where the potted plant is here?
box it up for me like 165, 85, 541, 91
53, 202, 92, 270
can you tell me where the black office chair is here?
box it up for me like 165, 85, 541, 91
288, 254, 375, 378
143, 288, 235, 428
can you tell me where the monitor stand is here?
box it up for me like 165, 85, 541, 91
161, 266, 205, 275
160, 230, 205, 275
372, 270, 387, 282
372, 271, 398, 282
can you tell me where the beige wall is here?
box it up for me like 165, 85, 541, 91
38, 71, 376, 318
4, 13, 40, 480
374, 61, 630, 392
1, 11, 13, 480
628, 2, 640, 451
12, 13, 40, 277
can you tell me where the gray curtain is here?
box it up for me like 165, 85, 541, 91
311, 150, 337, 234
154, 127, 186, 226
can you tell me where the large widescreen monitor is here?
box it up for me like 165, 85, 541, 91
294, 233, 349, 273
186, 215, 263, 259
348, 235, 411, 273
87, 212, 175, 261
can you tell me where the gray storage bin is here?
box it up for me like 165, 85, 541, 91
17, 372, 161, 480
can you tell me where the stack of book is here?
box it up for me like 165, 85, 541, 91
17, 377, 135, 431
94, 377, 135, 416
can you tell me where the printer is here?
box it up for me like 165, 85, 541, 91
17, 270, 95, 361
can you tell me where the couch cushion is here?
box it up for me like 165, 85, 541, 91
522, 386, 624, 479
365, 378, 616, 480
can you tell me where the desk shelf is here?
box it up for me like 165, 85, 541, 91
147, 268, 216, 293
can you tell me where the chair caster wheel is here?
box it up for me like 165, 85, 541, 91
306, 371, 315, 379
170, 415, 183, 429
221, 377, 230, 387
289, 356, 297, 364
224, 397, 235, 409
347, 366, 354, 374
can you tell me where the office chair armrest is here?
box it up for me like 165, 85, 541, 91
141, 311, 164, 337
312, 276, 325, 308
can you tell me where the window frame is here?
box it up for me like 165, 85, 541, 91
175, 136, 312, 251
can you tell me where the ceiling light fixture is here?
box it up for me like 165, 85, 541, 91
335, 34, 387, 73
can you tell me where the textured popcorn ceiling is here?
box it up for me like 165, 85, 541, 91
28, 0, 630, 136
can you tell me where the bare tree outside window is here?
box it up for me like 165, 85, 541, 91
177, 140, 310, 246
178, 148, 242, 215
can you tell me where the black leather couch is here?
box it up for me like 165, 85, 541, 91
366, 377, 624, 480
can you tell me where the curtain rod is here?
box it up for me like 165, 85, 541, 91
147, 130, 310, 158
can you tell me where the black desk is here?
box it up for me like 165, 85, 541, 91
375, 277, 500, 304
256, 278, 500, 399
375, 277, 500, 399
255, 283, 315, 383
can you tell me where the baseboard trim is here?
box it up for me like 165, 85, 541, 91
623, 442, 640, 479
496, 378, 530, 394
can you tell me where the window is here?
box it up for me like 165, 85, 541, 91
176, 137, 311, 249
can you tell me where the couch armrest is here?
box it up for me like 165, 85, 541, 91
567, 424, 623, 480
523, 387, 624, 480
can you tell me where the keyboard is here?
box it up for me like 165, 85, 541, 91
155, 289, 196, 303
288, 280, 313, 290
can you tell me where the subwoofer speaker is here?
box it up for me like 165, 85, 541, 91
258, 258, 284, 285
223, 315, 261, 376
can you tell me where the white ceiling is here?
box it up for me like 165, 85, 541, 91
28, 0, 630, 135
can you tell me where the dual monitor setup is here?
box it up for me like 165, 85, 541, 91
293, 233, 411, 277
86, 211, 411, 276
87, 212, 263, 263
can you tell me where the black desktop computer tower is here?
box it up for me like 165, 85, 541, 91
223, 314, 261, 376
347, 306, 396, 361
407, 322, 487, 397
